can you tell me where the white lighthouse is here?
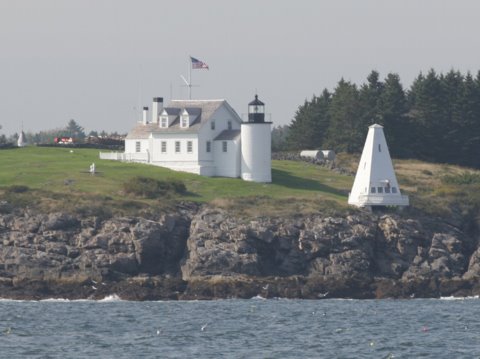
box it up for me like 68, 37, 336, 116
348, 124, 409, 208
241, 94, 272, 182
17, 131, 26, 147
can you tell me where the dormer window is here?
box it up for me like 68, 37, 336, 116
181, 115, 189, 128
160, 115, 168, 128
180, 109, 192, 128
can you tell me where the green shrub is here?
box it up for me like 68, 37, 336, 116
123, 176, 186, 198
5, 185, 29, 193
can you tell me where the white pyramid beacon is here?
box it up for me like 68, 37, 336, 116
348, 124, 409, 208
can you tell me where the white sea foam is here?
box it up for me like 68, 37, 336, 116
40, 298, 72, 302
0, 297, 93, 303
98, 294, 122, 302
440, 295, 479, 301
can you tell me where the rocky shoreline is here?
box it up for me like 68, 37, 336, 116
1, 204, 480, 300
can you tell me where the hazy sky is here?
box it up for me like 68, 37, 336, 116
1, 0, 479, 136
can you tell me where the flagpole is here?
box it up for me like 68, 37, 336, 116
188, 57, 192, 99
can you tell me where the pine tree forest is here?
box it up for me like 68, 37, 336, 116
285, 69, 480, 168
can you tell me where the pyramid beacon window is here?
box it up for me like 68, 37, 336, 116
378, 144, 381, 152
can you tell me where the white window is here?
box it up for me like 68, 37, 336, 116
371, 187, 376, 193
377, 187, 383, 194
206, 141, 211, 153
161, 116, 168, 128
211, 121, 215, 130
187, 141, 193, 153
175, 141, 180, 153
181, 115, 189, 128
228, 120, 232, 130
161, 141, 167, 153
392, 187, 398, 193
135, 141, 141, 153
222, 141, 227, 152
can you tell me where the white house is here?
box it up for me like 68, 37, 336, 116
348, 124, 409, 208
101, 95, 272, 182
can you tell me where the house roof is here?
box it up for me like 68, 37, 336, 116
214, 129, 241, 141
126, 99, 240, 139
163, 107, 181, 116
184, 107, 202, 116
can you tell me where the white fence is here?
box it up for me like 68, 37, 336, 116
99, 152, 148, 162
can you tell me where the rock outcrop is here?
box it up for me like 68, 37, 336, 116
0, 204, 479, 300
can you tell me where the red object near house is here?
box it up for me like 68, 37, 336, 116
54, 137, 74, 144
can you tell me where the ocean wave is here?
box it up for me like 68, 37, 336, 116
440, 295, 479, 300
98, 294, 122, 302
0, 298, 28, 302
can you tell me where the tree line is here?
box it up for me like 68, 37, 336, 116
279, 69, 480, 168
0, 119, 124, 145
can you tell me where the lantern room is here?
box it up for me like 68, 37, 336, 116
248, 94, 265, 123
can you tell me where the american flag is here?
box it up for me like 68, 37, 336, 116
190, 56, 209, 70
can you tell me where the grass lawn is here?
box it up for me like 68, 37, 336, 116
0, 147, 354, 217
2, 146, 480, 220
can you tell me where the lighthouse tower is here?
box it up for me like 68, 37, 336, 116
348, 124, 409, 208
17, 131, 26, 147
241, 94, 272, 182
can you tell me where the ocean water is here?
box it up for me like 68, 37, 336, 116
0, 296, 479, 358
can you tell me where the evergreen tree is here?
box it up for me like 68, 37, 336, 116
324, 79, 363, 153
284, 68, 480, 167
64, 119, 85, 139
378, 73, 409, 158
286, 89, 331, 150
407, 69, 446, 162
457, 72, 480, 167
440, 70, 465, 163
271, 125, 290, 152
358, 70, 384, 126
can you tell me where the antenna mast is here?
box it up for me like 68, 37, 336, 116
180, 56, 206, 99
179, 57, 193, 99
